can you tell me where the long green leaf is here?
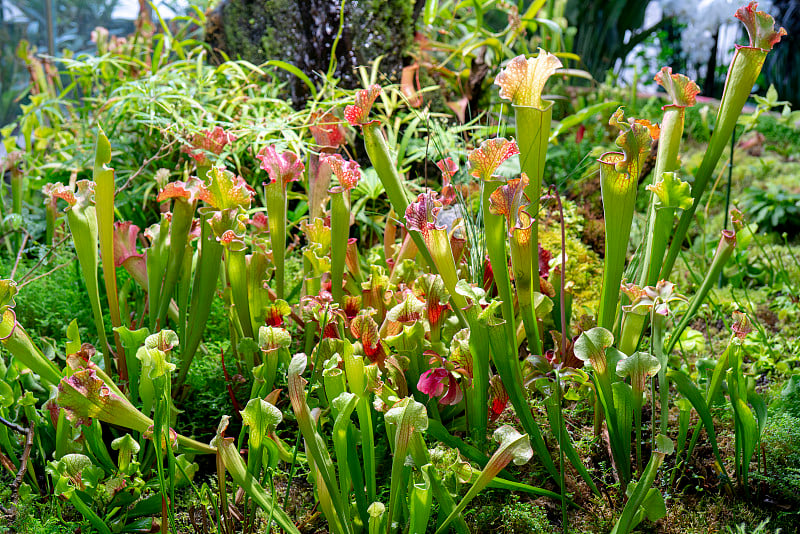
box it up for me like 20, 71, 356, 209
667, 370, 729, 481
93, 127, 124, 375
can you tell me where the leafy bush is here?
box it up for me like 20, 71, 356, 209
770, 376, 800, 419
469, 495, 554, 534
742, 185, 800, 234
760, 412, 800, 504
499, 499, 554, 534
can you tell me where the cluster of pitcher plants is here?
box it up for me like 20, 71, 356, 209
0, 2, 787, 532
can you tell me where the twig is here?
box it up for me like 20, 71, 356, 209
0, 414, 27, 434
9, 231, 30, 280
16, 234, 71, 285
0, 418, 34, 521
10, 423, 34, 501
18, 257, 76, 289
115, 137, 181, 195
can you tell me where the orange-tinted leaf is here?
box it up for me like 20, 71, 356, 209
654, 67, 701, 108
257, 146, 305, 190
735, 1, 787, 50
495, 49, 562, 108
468, 138, 519, 182
344, 85, 382, 126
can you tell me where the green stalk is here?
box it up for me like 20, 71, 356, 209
361, 121, 469, 330
341, 344, 377, 503
480, 302, 559, 483
66, 183, 110, 370
633, 386, 643, 475
639, 107, 685, 287
226, 244, 254, 340
361, 123, 439, 271
597, 154, 639, 330
515, 104, 552, 295
355, 399, 376, 503
409, 219, 488, 445
212, 424, 300, 534
248, 245, 271, 333
362, 124, 411, 220
509, 219, 541, 355
576, 329, 631, 484
651, 313, 668, 435
594, 366, 629, 484
618, 311, 647, 357
331, 392, 359, 523
616, 351, 661, 482
482, 182, 517, 352
156, 199, 195, 328
464, 309, 490, 447
384, 398, 428, 534
661, 43, 776, 280
288, 354, 353, 534
175, 214, 223, 391
330, 189, 349, 306
610, 435, 673, 534
0, 312, 61, 385
264, 181, 287, 299
93, 128, 125, 376
665, 230, 736, 355
727, 338, 760, 489
408, 469, 432, 534
177, 244, 193, 349
146, 215, 170, 332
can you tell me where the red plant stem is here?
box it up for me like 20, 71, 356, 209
220, 349, 243, 416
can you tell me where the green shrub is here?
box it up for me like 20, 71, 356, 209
470, 495, 554, 534
499, 498, 554, 534
760, 412, 800, 504
771, 376, 800, 419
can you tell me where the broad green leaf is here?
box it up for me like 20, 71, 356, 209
646, 172, 692, 210
640, 487, 667, 522
667, 370, 728, 480
241, 397, 283, 451
575, 327, 614, 374
258, 325, 291, 351
616, 351, 661, 392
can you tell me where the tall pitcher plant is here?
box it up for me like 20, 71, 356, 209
661, 1, 786, 279
494, 49, 562, 354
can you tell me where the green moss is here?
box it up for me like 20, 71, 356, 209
757, 412, 800, 504
0, 252, 93, 343
539, 201, 604, 322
